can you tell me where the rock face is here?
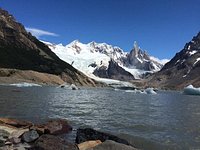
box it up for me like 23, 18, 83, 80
75, 128, 130, 146
94, 59, 135, 81
126, 42, 162, 71
0, 8, 99, 86
148, 32, 200, 89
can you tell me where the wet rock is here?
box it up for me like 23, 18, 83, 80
34, 134, 79, 150
89, 140, 138, 150
0, 118, 32, 128
78, 140, 102, 150
22, 130, 39, 143
76, 128, 130, 146
44, 119, 72, 135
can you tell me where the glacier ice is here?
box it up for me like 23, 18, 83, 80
183, 85, 200, 96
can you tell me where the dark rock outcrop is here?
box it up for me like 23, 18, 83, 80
75, 128, 130, 146
94, 59, 135, 81
148, 32, 200, 89
34, 134, 79, 150
0, 8, 99, 86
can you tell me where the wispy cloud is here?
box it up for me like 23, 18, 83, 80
25, 27, 59, 38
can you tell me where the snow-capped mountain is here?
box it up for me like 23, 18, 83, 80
148, 32, 200, 89
43, 40, 167, 80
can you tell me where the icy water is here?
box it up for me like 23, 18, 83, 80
0, 85, 200, 150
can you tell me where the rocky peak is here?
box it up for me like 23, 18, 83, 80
0, 8, 98, 86
162, 32, 200, 71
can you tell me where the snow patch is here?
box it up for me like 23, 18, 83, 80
9, 82, 42, 87
193, 58, 200, 66
183, 85, 200, 96
189, 50, 197, 56
150, 56, 169, 65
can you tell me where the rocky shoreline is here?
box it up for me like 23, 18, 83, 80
0, 118, 138, 150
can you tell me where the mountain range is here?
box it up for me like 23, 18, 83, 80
0, 7, 199, 89
43, 40, 167, 81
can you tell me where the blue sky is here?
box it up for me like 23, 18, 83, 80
1, 0, 200, 59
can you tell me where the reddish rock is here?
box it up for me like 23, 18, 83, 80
44, 119, 72, 135
0, 118, 32, 128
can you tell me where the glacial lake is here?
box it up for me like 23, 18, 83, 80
0, 85, 200, 150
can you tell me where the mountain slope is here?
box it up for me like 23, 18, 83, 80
44, 40, 166, 80
148, 32, 200, 89
0, 8, 98, 86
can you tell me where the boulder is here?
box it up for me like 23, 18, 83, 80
0, 118, 32, 128
34, 134, 79, 150
22, 130, 39, 143
88, 140, 138, 150
8, 129, 29, 139
78, 140, 102, 150
76, 128, 130, 146
44, 119, 72, 135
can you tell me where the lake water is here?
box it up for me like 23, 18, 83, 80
0, 85, 200, 150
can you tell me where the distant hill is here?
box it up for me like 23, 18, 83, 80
147, 32, 200, 90
0, 8, 99, 86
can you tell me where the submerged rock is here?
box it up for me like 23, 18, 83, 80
44, 119, 72, 135
76, 128, 130, 146
89, 140, 138, 150
35, 134, 79, 150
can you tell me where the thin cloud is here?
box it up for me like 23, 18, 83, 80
25, 27, 59, 38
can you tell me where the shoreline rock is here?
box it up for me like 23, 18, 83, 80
0, 118, 139, 150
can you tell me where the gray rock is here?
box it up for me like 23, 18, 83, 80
35, 134, 79, 150
89, 140, 138, 150
8, 137, 21, 144
2, 142, 31, 150
22, 130, 39, 143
